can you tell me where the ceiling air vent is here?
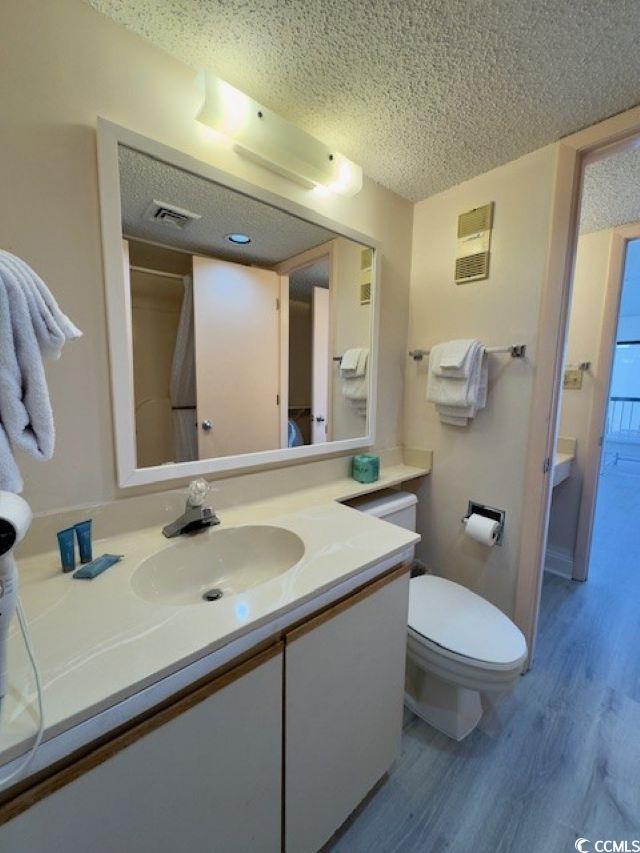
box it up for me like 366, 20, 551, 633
455, 202, 493, 284
143, 200, 202, 230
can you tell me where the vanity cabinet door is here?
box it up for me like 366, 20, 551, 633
284, 567, 410, 853
0, 644, 283, 853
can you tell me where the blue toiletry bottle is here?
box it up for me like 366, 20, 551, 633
57, 528, 76, 573
74, 519, 93, 564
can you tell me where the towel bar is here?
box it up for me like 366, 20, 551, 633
408, 344, 526, 362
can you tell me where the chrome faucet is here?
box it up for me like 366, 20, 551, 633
162, 479, 220, 538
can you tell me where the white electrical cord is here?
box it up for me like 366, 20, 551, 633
0, 597, 44, 789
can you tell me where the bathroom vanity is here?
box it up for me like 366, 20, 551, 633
0, 465, 426, 852
0, 114, 431, 850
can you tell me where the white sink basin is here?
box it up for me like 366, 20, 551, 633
131, 525, 305, 606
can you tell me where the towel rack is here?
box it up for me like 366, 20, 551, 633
408, 343, 526, 362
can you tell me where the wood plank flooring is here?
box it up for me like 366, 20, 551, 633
330, 468, 640, 853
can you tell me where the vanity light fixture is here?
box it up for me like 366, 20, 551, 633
195, 71, 363, 197
226, 233, 252, 245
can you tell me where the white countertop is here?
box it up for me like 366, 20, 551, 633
1, 464, 426, 771
553, 452, 574, 487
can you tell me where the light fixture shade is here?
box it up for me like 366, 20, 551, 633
196, 71, 363, 197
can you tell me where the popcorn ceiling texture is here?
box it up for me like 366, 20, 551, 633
88, 0, 640, 201
580, 147, 640, 234
120, 145, 336, 265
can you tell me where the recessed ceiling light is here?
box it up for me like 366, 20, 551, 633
226, 233, 252, 245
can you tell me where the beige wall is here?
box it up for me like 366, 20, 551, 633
546, 228, 613, 570
4, 0, 413, 513
403, 146, 559, 616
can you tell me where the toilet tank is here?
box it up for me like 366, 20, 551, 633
344, 489, 418, 560
347, 489, 417, 530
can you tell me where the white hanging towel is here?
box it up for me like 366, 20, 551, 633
438, 338, 478, 375
340, 348, 369, 418
0, 250, 82, 492
340, 348, 368, 377
426, 340, 487, 426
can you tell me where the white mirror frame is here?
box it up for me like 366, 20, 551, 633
96, 119, 380, 488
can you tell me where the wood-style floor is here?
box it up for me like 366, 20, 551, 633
331, 466, 640, 853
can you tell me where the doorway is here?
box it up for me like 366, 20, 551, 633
283, 253, 333, 447
543, 142, 640, 603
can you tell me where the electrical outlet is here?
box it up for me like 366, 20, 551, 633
564, 367, 583, 390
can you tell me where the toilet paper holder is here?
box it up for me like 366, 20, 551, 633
461, 501, 506, 545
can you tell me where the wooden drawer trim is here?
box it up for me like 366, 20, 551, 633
0, 642, 283, 826
285, 562, 410, 644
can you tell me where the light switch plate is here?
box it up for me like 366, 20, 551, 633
564, 367, 583, 390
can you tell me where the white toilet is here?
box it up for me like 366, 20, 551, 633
352, 490, 527, 741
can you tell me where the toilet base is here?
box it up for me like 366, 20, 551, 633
404, 656, 483, 741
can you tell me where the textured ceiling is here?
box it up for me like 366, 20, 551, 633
289, 258, 330, 303
119, 145, 336, 265
580, 144, 640, 234
91, 0, 640, 201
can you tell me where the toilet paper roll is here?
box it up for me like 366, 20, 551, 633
464, 513, 500, 546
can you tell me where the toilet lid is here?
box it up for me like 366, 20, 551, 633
408, 576, 527, 666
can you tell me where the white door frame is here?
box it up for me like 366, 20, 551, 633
573, 222, 640, 581
311, 286, 330, 444
514, 106, 640, 668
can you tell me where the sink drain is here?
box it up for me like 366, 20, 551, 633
203, 588, 224, 602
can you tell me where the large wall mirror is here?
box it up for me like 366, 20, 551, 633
97, 121, 378, 486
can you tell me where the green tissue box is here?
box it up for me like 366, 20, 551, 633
351, 454, 380, 484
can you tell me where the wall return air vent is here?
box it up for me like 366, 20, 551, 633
143, 200, 202, 230
455, 202, 493, 284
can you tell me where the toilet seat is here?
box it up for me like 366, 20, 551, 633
408, 575, 527, 669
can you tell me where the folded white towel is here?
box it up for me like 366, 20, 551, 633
436, 358, 488, 420
438, 412, 469, 427
355, 348, 368, 377
340, 348, 361, 373
439, 339, 477, 374
427, 341, 487, 426
0, 251, 82, 492
342, 376, 368, 401
340, 348, 368, 379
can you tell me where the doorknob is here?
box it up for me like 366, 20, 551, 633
315, 416, 325, 423
201, 420, 213, 432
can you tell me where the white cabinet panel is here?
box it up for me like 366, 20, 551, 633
1, 647, 283, 853
285, 570, 409, 853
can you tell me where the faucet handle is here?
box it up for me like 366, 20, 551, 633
187, 478, 210, 507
